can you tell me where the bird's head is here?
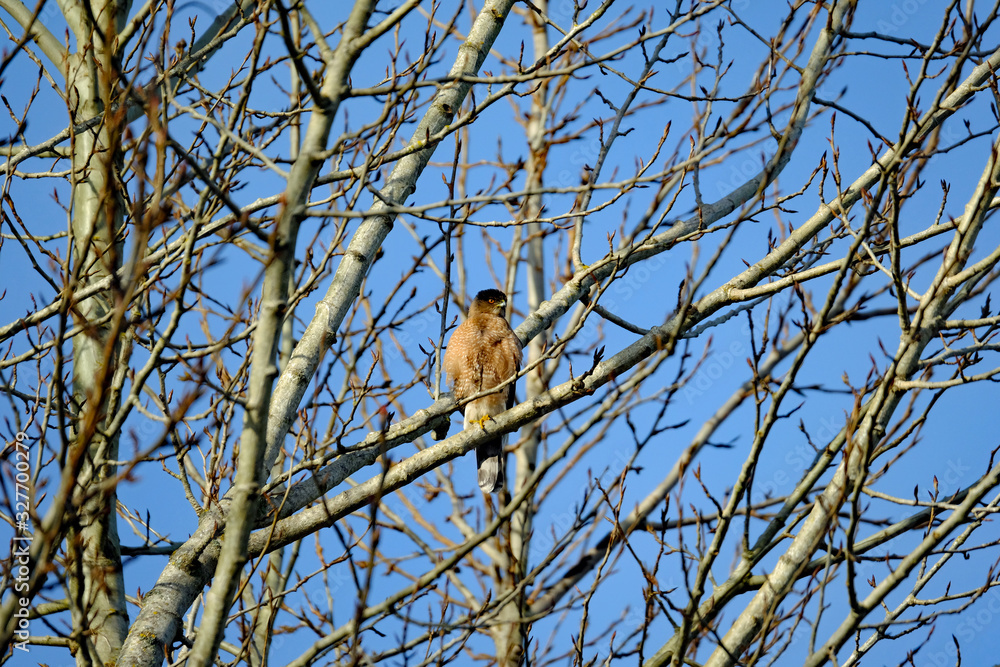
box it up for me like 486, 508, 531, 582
469, 288, 508, 317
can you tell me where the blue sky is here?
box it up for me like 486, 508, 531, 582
3, 1, 1000, 665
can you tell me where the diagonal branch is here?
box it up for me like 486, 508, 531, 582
114, 2, 519, 664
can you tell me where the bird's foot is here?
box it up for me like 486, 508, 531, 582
470, 415, 494, 430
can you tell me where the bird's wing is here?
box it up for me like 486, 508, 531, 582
443, 319, 470, 395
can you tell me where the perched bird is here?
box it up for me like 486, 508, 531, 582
443, 289, 522, 493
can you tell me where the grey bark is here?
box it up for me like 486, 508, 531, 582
184, 4, 378, 663
62, 1, 130, 664
115, 2, 518, 664
495, 3, 551, 663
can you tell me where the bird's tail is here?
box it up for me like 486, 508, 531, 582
476, 437, 505, 493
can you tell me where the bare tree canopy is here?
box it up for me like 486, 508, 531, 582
3, 1, 1000, 666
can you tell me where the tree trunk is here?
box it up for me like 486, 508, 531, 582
64, 1, 129, 664
494, 4, 551, 663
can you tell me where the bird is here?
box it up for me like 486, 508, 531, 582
443, 288, 522, 493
